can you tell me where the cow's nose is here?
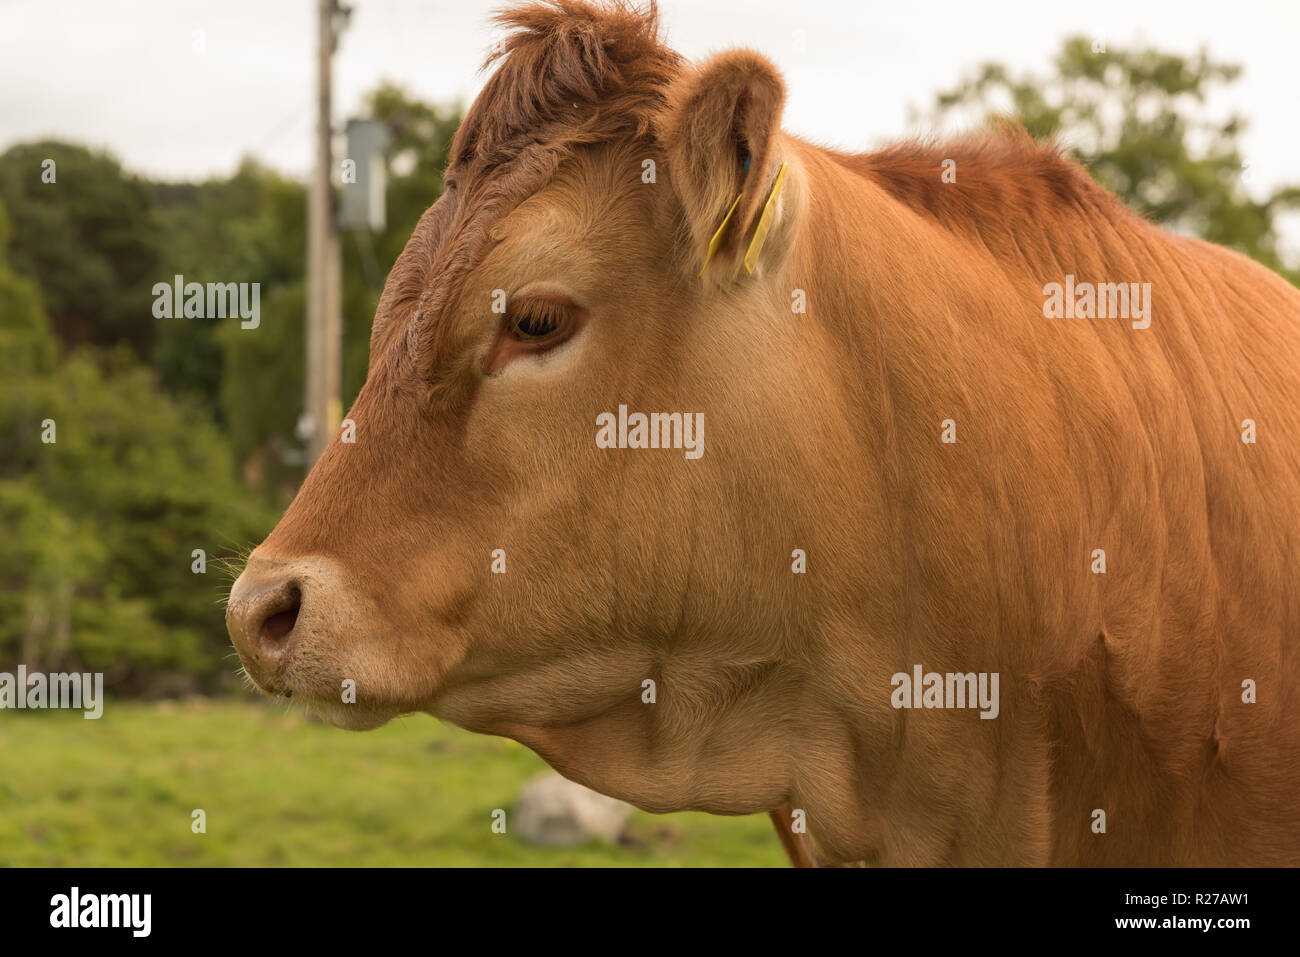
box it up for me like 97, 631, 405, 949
227, 568, 303, 687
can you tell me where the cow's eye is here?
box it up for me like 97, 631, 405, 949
505, 298, 576, 346
484, 293, 586, 374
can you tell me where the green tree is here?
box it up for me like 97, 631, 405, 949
0, 195, 274, 690
0, 141, 162, 352
920, 37, 1300, 284
152, 159, 307, 419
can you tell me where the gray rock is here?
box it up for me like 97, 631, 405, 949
513, 772, 634, 847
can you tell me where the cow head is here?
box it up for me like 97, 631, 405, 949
227, 1, 851, 820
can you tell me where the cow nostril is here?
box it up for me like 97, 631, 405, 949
258, 584, 302, 649
262, 607, 298, 642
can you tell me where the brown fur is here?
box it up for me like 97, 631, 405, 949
228, 0, 1300, 866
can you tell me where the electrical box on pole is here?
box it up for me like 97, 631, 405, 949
340, 118, 391, 232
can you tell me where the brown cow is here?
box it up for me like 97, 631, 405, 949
227, 0, 1300, 866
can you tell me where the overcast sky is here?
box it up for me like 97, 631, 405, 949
1, 0, 1296, 249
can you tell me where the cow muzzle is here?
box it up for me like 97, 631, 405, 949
226, 553, 374, 703
226, 551, 442, 730
226, 561, 304, 695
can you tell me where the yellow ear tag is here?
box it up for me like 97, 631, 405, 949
699, 192, 742, 276
743, 162, 788, 275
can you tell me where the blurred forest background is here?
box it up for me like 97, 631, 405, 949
2, 34, 1299, 866
3, 39, 1298, 695
1, 85, 459, 693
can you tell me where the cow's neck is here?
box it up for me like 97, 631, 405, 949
762, 148, 1066, 864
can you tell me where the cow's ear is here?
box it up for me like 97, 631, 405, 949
657, 49, 796, 281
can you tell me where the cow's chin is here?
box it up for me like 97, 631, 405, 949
299, 698, 398, 731
240, 651, 419, 730
245, 674, 404, 730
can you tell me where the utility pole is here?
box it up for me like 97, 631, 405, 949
303, 0, 348, 467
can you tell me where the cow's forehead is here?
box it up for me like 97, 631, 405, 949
369, 1, 683, 379
397, 142, 651, 384
392, 149, 561, 364
449, 0, 679, 180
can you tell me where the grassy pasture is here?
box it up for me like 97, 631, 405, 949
0, 699, 784, 867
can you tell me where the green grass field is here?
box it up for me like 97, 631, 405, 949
0, 699, 784, 867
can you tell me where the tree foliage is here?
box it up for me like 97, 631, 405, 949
0, 195, 272, 690
0, 141, 161, 353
